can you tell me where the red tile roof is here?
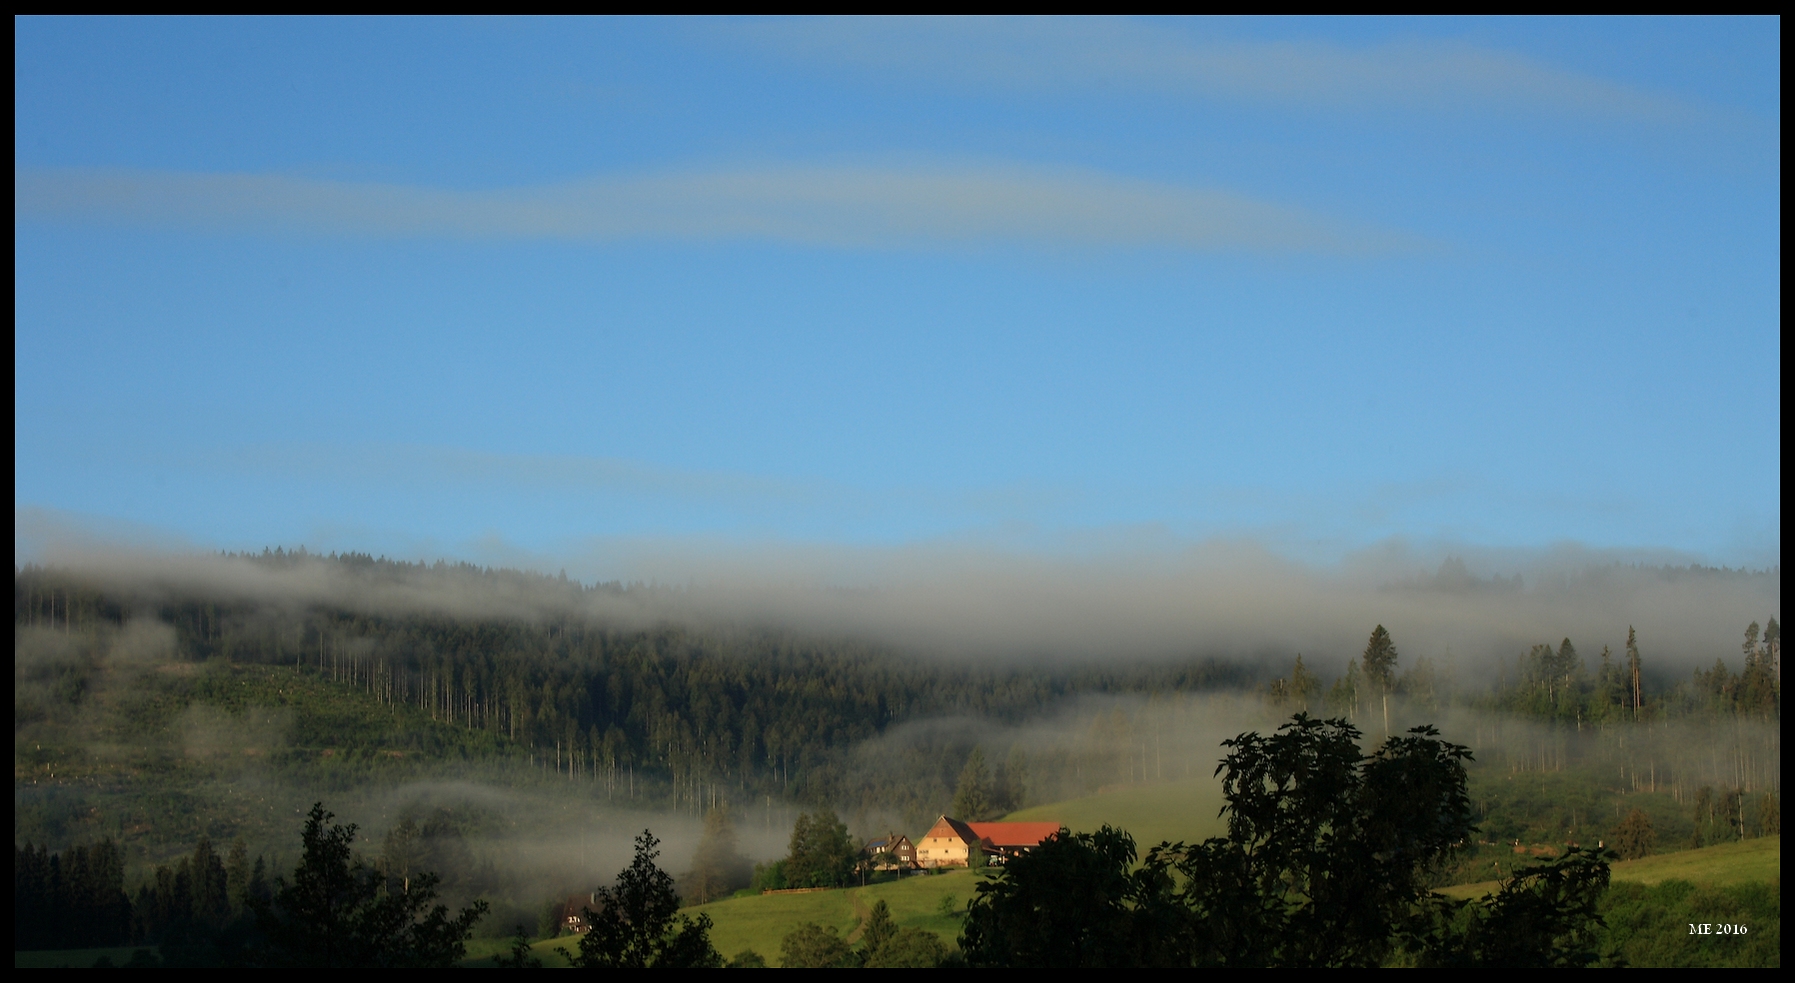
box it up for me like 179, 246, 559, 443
966, 822, 1062, 848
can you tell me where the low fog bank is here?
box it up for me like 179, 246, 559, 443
830, 692, 1779, 844
19, 528, 1778, 680
14, 762, 800, 930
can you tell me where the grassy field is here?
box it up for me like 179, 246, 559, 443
1002, 777, 1229, 849
1436, 835, 1782, 900
471, 779, 1229, 967
499, 868, 988, 967
36, 835, 1780, 968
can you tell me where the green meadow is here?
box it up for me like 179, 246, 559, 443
505, 868, 988, 967
1002, 777, 1229, 848
31, 776, 1773, 968
484, 779, 1229, 967
1607, 835, 1781, 887
1436, 835, 1782, 900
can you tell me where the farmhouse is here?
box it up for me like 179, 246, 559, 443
968, 821, 1063, 862
562, 893, 596, 933
915, 816, 1061, 867
865, 832, 919, 870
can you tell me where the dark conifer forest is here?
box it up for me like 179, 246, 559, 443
13, 553, 1780, 964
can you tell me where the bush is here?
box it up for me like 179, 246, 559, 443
725, 948, 767, 968
749, 860, 788, 893
1599, 880, 1780, 967
779, 922, 854, 968
1612, 809, 1657, 860
864, 927, 951, 967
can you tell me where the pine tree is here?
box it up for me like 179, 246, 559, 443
190, 836, 230, 929
995, 745, 1030, 813
1399, 655, 1438, 713
1690, 787, 1715, 848
225, 839, 251, 913
1625, 627, 1643, 719
1739, 620, 1780, 718
1594, 645, 1623, 720
1612, 809, 1655, 860
1361, 626, 1398, 736
1290, 655, 1321, 713
1753, 793, 1780, 837
1326, 660, 1361, 721
953, 748, 995, 820
857, 899, 897, 963
683, 808, 750, 904
255, 803, 489, 968
574, 829, 720, 969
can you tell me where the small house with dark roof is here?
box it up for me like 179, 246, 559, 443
563, 893, 596, 933
864, 832, 918, 870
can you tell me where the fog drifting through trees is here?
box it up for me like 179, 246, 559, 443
13, 539, 1778, 935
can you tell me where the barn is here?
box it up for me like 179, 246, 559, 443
915, 816, 1061, 867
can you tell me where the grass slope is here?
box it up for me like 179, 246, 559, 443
509, 869, 988, 967
1002, 777, 1229, 848
1436, 835, 1782, 900
491, 780, 1232, 967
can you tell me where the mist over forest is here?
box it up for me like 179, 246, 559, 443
15, 533, 1778, 675
15, 544, 1778, 919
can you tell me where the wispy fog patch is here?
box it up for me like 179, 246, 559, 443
106, 619, 176, 666
306, 780, 796, 916
14, 625, 84, 676
834, 693, 1270, 825
180, 703, 292, 762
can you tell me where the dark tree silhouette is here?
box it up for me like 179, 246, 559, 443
960, 825, 1159, 967
961, 713, 1613, 968
952, 748, 995, 820
1613, 808, 1656, 860
783, 811, 856, 889
682, 808, 751, 904
1362, 625, 1399, 735
254, 803, 487, 967
573, 830, 720, 969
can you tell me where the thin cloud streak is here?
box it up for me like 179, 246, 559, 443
733, 17, 1695, 120
14, 164, 1413, 254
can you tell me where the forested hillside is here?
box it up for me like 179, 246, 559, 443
14, 554, 1780, 888
15, 554, 1248, 857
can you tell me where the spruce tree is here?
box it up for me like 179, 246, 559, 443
1361, 626, 1399, 735
574, 829, 720, 968
1613, 808, 1655, 860
683, 808, 750, 904
953, 748, 995, 820
254, 803, 488, 968
1625, 626, 1643, 718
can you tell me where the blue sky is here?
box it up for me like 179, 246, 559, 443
13, 17, 1782, 575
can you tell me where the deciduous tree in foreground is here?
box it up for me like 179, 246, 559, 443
961, 714, 1613, 968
